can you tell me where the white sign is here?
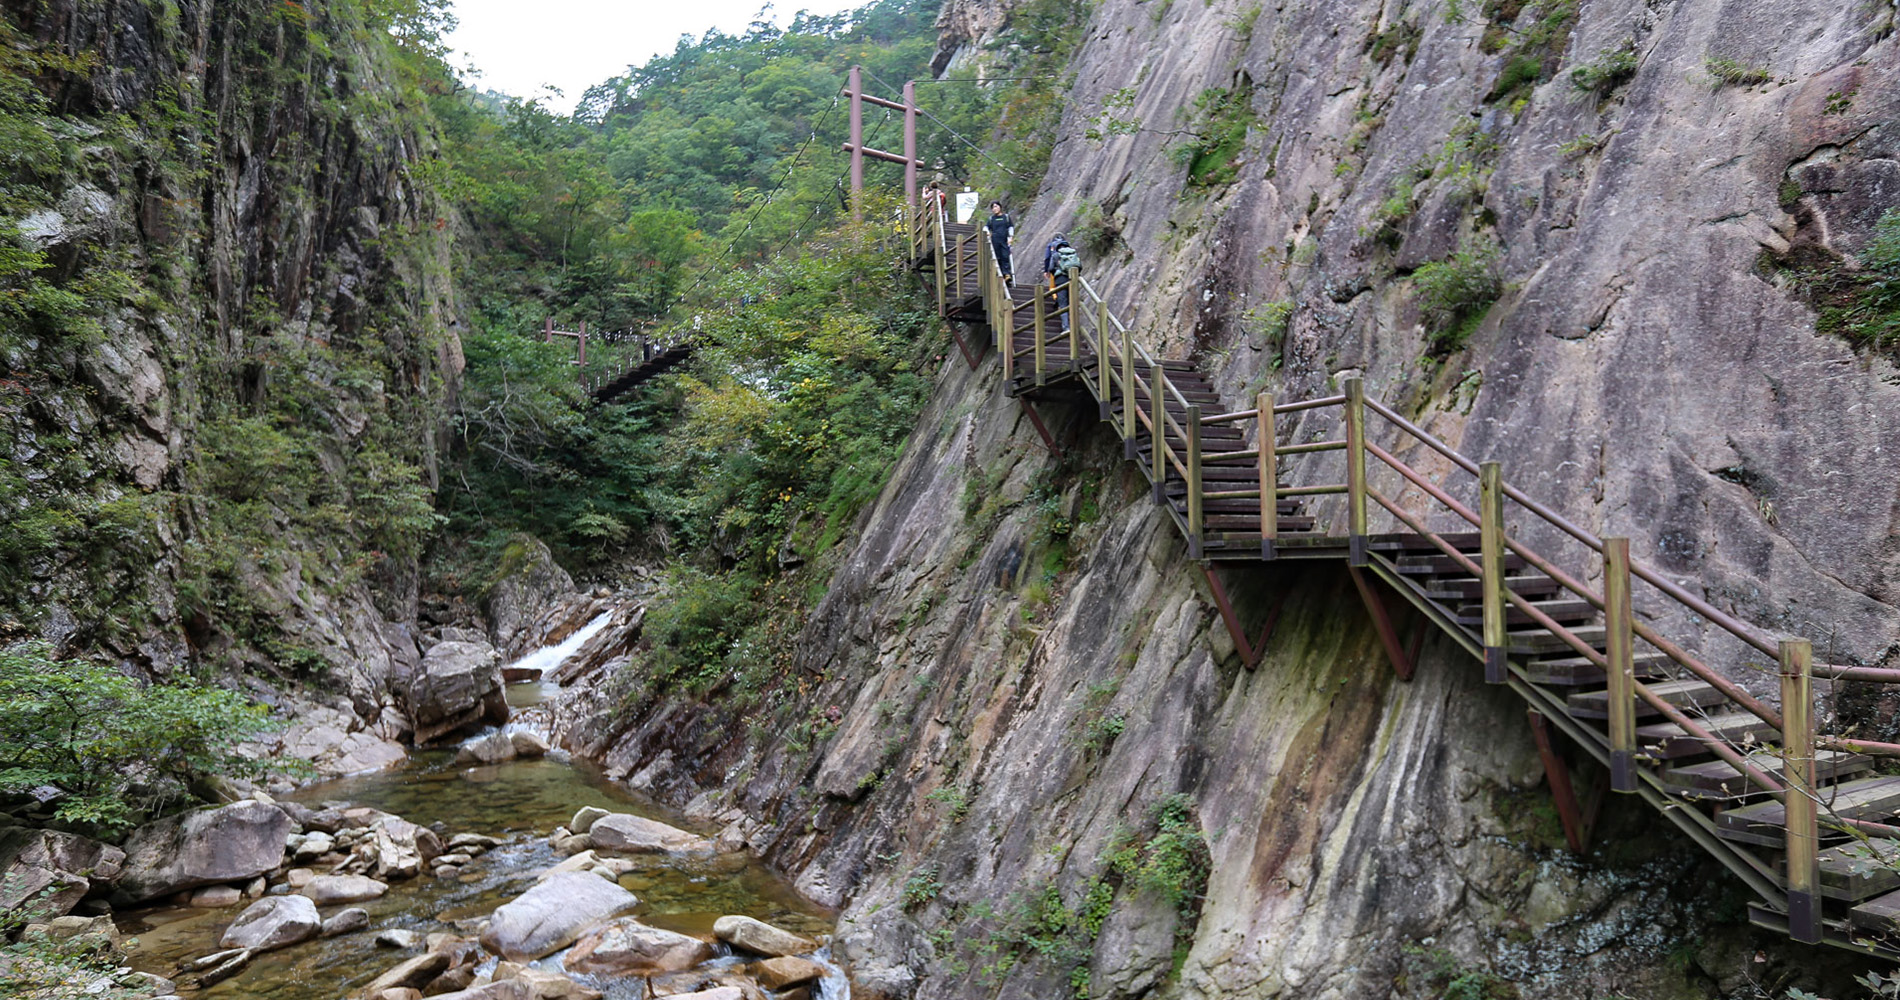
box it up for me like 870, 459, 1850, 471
955, 191, 979, 225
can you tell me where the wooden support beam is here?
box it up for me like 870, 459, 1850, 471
1121, 326, 1136, 458
1344, 377, 1368, 565
1257, 391, 1276, 560
1186, 404, 1203, 559
1480, 461, 1507, 684
1783, 637, 1820, 944
1528, 709, 1599, 854
1347, 564, 1415, 681
1150, 363, 1166, 501
1603, 536, 1637, 792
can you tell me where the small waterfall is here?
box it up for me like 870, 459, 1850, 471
501, 612, 615, 707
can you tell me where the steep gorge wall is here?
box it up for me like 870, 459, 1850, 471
545, 0, 1899, 997
1, 0, 459, 722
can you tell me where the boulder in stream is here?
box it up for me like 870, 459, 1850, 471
220, 895, 321, 952
0, 826, 125, 920
455, 730, 516, 765
479, 870, 639, 961
320, 906, 370, 937
751, 955, 827, 990
115, 799, 291, 904
565, 917, 714, 975
510, 730, 551, 758
300, 873, 388, 904
568, 807, 609, 834
586, 813, 712, 855
362, 951, 451, 994
712, 915, 818, 957
409, 640, 506, 744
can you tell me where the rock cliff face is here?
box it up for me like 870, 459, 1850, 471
549, 0, 1895, 997
0, 0, 458, 723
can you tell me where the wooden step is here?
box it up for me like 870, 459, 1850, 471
1394, 553, 1526, 575
1204, 515, 1316, 532
1196, 498, 1303, 513
1520, 651, 1669, 685
1368, 532, 1482, 551
1507, 624, 1606, 656
1663, 749, 1873, 800
1852, 884, 1900, 934
1454, 598, 1596, 627
1814, 838, 1900, 901
1423, 575, 1563, 600
1636, 710, 1780, 762
1567, 678, 1724, 720
1718, 775, 1900, 848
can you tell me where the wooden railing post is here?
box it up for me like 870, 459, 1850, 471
1067, 268, 1080, 364
1344, 377, 1368, 565
1121, 327, 1136, 458
1187, 405, 1203, 558
577, 321, 587, 367
1033, 281, 1047, 385
543, 316, 552, 343
1603, 537, 1637, 792
933, 217, 945, 315
1257, 392, 1276, 560
1782, 637, 1820, 944
1150, 362, 1166, 499
1480, 461, 1507, 683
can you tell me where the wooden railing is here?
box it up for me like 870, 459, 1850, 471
902, 201, 1899, 947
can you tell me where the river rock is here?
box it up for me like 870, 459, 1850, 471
220, 895, 321, 951
376, 928, 424, 949
483, 534, 578, 657
661, 989, 746, 1000
712, 915, 817, 957
568, 807, 609, 834
565, 917, 714, 975
424, 967, 477, 994
447, 833, 500, 850
409, 640, 507, 744
115, 799, 291, 904
22, 914, 120, 957
320, 906, 370, 937
751, 956, 826, 990
362, 951, 451, 994
301, 874, 388, 904
587, 814, 712, 855
509, 730, 551, 758
429, 983, 533, 1000
373, 991, 422, 1000
0, 826, 126, 920
189, 884, 241, 907
553, 833, 593, 855
496, 966, 603, 1000
286, 868, 315, 888
479, 871, 640, 961
456, 730, 517, 765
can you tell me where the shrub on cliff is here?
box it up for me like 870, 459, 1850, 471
0, 643, 287, 832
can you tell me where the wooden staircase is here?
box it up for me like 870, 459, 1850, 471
905, 204, 1900, 960
592, 341, 694, 403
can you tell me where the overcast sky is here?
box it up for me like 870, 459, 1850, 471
446, 0, 868, 111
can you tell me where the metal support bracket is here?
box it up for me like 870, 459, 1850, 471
1201, 566, 1287, 670
1528, 709, 1606, 854
1019, 399, 1063, 457
1347, 564, 1416, 681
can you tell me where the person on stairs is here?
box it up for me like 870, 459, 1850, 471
985, 201, 1015, 283
1043, 233, 1081, 332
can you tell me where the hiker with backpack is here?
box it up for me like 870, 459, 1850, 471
985, 201, 1015, 283
1043, 233, 1081, 332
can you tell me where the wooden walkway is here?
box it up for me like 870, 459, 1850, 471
907, 208, 1900, 959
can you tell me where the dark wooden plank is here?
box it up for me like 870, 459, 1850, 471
1664, 749, 1872, 800
1567, 678, 1721, 719
1718, 775, 1900, 847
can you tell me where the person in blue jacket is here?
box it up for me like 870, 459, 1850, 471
985, 201, 1014, 283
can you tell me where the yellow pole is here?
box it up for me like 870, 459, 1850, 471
1782, 638, 1819, 944
1480, 461, 1506, 683
1344, 377, 1367, 565
1604, 537, 1636, 792
1258, 392, 1276, 559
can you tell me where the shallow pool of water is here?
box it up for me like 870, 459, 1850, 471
122, 751, 832, 998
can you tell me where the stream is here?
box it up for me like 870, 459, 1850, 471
120, 672, 836, 998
